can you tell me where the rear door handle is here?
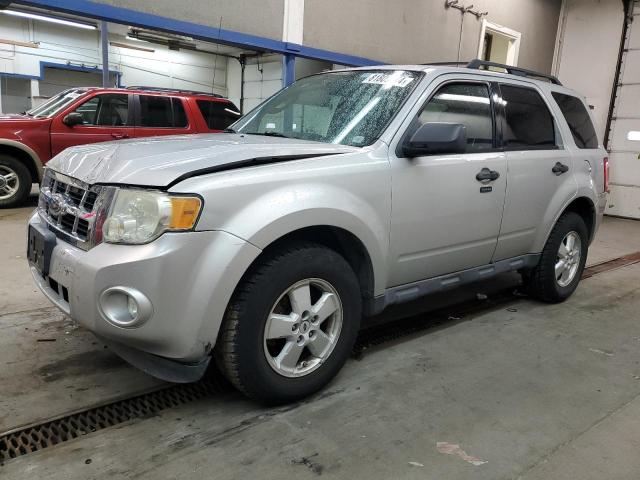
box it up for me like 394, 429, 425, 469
552, 162, 569, 175
476, 167, 500, 182
111, 133, 129, 139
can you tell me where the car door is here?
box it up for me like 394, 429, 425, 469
492, 82, 577, 261
133, 95, 196, 138
50, 93, 133, 156
388, 79, 507, 287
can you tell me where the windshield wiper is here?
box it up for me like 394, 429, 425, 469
247, 131, 290, 138
223, 127, 236, 133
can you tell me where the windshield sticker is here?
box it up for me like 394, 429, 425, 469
65, 92, 83, 99
362, 72, 414, 88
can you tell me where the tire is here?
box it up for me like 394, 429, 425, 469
216, 243, 362, 404
523, 211, 589, 303
0, 154, 32, 208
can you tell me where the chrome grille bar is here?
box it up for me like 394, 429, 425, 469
37, 169, 111, 251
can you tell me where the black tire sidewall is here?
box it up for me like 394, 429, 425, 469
231, 246, 361, 403
0, 155, 32, 208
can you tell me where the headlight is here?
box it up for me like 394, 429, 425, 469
103, 189, 202, 244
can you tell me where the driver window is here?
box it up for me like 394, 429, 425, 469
418, 83, 493, 152
73, 94, 129, 126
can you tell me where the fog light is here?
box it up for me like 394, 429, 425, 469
127, 296, 138, 318
98, 286, 152, 328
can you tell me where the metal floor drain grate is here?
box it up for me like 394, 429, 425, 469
0, 377, 229, 464
582, 251, 640, 279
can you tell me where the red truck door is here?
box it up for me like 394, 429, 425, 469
50, 93, 133, 156
133, 95, 197, 138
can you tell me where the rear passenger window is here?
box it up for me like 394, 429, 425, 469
418, 83, 493, 152
552, 92, 598, 149
500, 85, 556, 149
138, 96, 188, 128
196, 100, 241, 130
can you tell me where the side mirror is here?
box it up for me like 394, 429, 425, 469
63, 112, 84, 127
403, 122, 467, 157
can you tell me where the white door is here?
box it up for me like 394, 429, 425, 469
606, 1, 640, 219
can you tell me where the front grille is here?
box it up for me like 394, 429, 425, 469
38, 169, 106, 249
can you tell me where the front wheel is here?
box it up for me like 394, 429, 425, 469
0, 155, 32, 208
523, 211, 589, 303
216, 243, 361, 404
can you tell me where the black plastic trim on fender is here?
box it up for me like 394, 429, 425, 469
166, 153, 339, 188
99, 336, 211, 383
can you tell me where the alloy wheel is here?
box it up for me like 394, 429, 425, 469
0, 165, 20, 201
555, 231, 582, 287
263, 278, 343, 378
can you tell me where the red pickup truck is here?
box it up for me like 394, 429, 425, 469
0, 86, 240, 208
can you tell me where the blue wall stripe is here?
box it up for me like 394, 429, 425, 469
13, 0, 385, 67
1, 60, 122, 87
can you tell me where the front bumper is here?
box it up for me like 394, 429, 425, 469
28, 212, 261, 378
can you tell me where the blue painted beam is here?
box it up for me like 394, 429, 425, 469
13, 0, 385, 67
283, 54, 296, 86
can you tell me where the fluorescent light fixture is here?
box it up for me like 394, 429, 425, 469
627, 131, 640, 142
437, 93, 490, 104
1, 9, 97, 30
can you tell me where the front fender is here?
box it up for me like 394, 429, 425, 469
235, 188, 389, 296
172, 151, 392, 296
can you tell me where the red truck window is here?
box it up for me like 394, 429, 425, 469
139, 96, 188, 128
75, 94, 129, 126
196, 100, 240, 130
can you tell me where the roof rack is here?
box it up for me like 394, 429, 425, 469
125, 86, 226, 98
421, 61, 469, 66
466, 59, 562, 85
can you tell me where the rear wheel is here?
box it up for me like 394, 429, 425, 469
0, 155, 31, 208
216, 243, 361, 404
523, 211, 589, 302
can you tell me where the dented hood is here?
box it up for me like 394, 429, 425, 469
47, 133, 359, 187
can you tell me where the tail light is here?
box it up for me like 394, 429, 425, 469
603, 156, 609, 193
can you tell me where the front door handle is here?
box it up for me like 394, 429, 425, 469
111, 133, 129, 139
476, 167, 500, 182
552, 162, 569, 175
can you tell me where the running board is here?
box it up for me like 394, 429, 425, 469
370, 254, 541, 313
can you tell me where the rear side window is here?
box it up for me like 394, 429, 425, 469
418, 83, 494, 152
551, 92, 598, 149
138, 96, 188, 128
500, 85, 556, 149
196, 100, 241, 130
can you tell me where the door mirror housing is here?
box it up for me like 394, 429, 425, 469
63, 112, 84, 127
403, 122, 467, 157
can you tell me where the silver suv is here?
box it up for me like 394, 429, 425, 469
28, 61, 608, 403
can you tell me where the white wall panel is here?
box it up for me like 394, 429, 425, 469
0, 15, 230, 111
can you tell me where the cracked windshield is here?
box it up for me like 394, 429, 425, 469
233, 70, 421, 147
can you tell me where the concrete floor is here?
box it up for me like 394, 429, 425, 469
2, 198, 640, 479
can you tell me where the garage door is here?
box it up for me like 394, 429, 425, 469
607, 0, 640, 219
39, 67, 118, 98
